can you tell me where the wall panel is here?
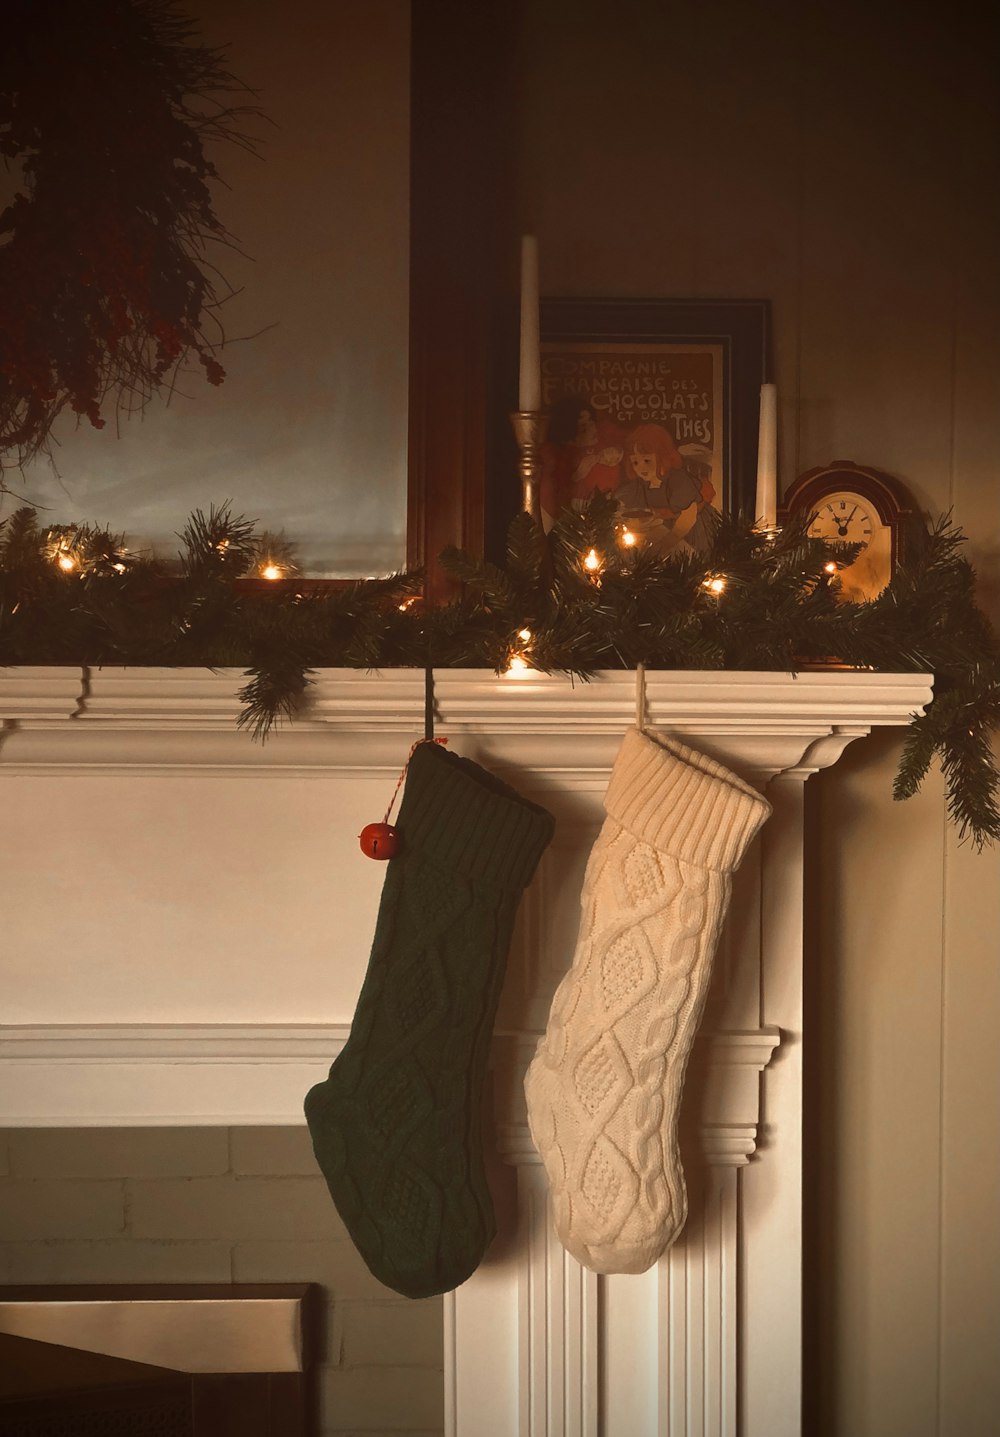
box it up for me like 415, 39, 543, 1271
515, 3, 999, 1431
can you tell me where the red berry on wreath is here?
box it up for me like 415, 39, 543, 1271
359, 823, 400, 860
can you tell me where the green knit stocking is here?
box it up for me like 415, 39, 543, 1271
305, 741, 554, 1299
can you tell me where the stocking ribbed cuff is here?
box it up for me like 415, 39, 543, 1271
399, 741, 554, 891
604, 727, 771, 872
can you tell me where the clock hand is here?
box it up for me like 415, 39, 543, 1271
836, 504, 860, 537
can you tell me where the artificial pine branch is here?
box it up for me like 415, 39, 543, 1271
0, 507, 42, 566
438, 547, 513, 609
505, 511, 546, 591
2, 497, 999, 844
179, 502, 258, 580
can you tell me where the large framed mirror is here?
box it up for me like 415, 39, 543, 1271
2, 0, 509, 585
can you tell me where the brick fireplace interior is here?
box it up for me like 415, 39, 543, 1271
0, 1129, 445, 1436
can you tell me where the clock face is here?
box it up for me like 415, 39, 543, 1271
806, 489, 893, 601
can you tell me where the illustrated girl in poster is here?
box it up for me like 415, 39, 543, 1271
616, 423, 717, 553
539, 396, 625, 526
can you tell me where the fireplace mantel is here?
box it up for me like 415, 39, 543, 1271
0, 663, 930, 773
1, 666, 932, 1437
0, 665, 930, 1125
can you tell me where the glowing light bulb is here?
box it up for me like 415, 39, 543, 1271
583, 548, 601, 573
703, 575, 726, 595
260, 562, 283, 581
397, 596, 417, 612
112, 562, 127, 574
517, 627, 532, 643
56, 553, 76, 572
506, 654, 530, 674
621, 529, 637, 548
824, 561, 838, 575
215, 538, 230, 553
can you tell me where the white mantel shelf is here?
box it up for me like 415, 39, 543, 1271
1, 666, 933, 1437
0, 664, 930, 776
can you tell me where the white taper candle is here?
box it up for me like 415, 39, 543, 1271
518, 235, 541, 412
755, 382, 777, 528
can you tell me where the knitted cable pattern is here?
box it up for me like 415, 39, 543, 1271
306, 741, 554, 1298
525, 727, 771, 1275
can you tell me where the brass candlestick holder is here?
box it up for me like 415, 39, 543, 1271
510, 410, 549, 523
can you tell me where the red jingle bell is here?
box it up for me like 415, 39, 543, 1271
359, 822, 401, 860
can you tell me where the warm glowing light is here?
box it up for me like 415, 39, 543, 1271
506, 654, 530, 674
824, 561, 838, 575
56, 553, 76, 572
260, 562, 284, 581
112, 562, 127, 574
702, 575, 726, 595
621, 529, 637, 548
517, 627, 532, 642
215, 538, 230, 553
397, 596, 417, 612
583, 548, 601, 573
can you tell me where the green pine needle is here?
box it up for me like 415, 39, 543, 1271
2, 496, 999, 846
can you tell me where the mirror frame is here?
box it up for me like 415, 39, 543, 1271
407, 0, 518, 599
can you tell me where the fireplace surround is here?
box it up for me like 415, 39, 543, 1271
0, 666, 933, 1436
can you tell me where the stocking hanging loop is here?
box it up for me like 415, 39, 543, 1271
635, 663, 648, 733
424, 665, 435, 741
359, 668, 444, 858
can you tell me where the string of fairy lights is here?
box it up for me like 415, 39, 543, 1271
498, 513, 837, 675
3, 496, 998, 845
36, 520, 299, 585
34, 510, 753, 638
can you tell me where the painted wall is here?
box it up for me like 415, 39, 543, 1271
4, 0, 410, 577
512, 1, 999, 1432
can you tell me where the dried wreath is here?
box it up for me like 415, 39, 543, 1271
0, 0, 255, 470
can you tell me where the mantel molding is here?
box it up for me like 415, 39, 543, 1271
0, 666, 933, 777
492, 1028, 781, 1169
0, 1023, 353, 1127
0, 666, 932, 1133
0, 1022, 779, 1135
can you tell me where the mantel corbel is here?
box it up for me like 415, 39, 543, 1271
492, 1027, 781, 1169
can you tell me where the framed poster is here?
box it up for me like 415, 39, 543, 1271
538, 297, 770, 554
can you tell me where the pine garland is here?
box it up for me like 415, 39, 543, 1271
1, 493, 998, 846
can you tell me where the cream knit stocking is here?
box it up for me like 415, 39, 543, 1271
524, 726, 771, 1275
